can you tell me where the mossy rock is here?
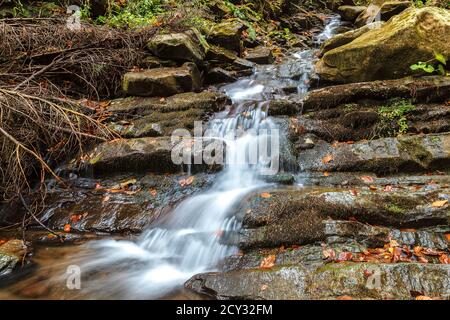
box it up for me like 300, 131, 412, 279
316, 7, 450, 83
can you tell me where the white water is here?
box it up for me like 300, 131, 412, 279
71, 16, 341, 299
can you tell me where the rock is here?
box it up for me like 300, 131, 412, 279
186, 263, 450, 299
319, 22, 384, 56
147, 31, 206, 65
302, 76, 450, 111
295, 101, 450, 143
316, 7, 450, 83
105, 92, 229, 138
122, 63, 202, 97
43, 174, 215, 233
206, 45, 255, 73
204, 67, 237, 85
237, 185, 449, 233
268, 98, 301, 116
207, 20, 245, 55
245, 46, 274, 65
140, 55, 178, 69
338, 5, 367, 22
355, 1, 412, 27
298, 132, 450, 174
108, 91, 229, 117
281, 13, 324, 33
0, 240, 26, 277
79, 137, 177, 175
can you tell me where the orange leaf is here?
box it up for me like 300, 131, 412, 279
383, 185, 394, 192
432, 200, 448, 207
260, 192, 271, 199
70, 214, 82, 223
322, 154, 333, 164
260, 255, 276, 269
185, 176, 194, 186
445, 234, 450, 242
360, 175, 374, 183
418, 256, 429, 263
337, 252, 353, 262
337, 295, 353, 300
323, 171, 330, 177
260, 284, 268, 291
439, 254, 449, 264
416, 296, 433, 300
63, 224, 71, 233
369, 185, 377, 191
323, 248, 336, 260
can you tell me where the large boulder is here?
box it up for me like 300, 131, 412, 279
147, 31, 206, 65
207, 20, 245, 55
122, 63, 201, 97
316, 7, 450, 83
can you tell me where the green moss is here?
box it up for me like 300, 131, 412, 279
374, 98, 416, 138
385, 203, 406, 214
398, 137, 433, 167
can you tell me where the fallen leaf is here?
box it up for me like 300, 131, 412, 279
337, 295, 353, 300
383, 185, 394, 192
323, 248, 336, 260
322, 154, 333, 164
185, 176, 194, 186
416, 296, 433, 300
422, 248, 443, 256
63, 224, 71, 233
432, 200, 448, 207
369, 185, 377, 191
337, 252, 353, 262
149, 189, 157, 196
439, 254, 449, 264
400, 228, 417, 232
350, 189, 358, 196
323, 171, 330, 177
413, 246, 423, 256
0, 240, 6, 246
260, 255, 276, 269
360, 175, 374, 183
363, 269, 373, 278
95, 183, 102, 190
246, 209, 252, 214
445, 234, 450, 242
102, 195, 110, 202
260, 284, 268, 291
260, 192, 271, 199
417, 256, 429, 263
70, 214, 82, 223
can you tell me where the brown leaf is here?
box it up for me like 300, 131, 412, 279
323, 171, 330, 177
418, 256, 429, 263
323, 248, 336, 260
70, 214, 82, 223
350, 189, 358, 196
260, 255, 276, 269
322, 154, 333, 164
260, 192, 271, 199
422, 248, 443, 256
360, 175, 374, 183
439, 254, 449, 264
102, 195, 110, 203
337, 252, 353, 262
260, 284, 268, 291
185, 176, 195, 186
369, 185, 377, 191
432, 200, 448, 207
63, 224, 71, 233
383, 185, 394, 192
149, 189, 157, 197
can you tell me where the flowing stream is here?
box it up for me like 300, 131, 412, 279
55, 16, 342, 299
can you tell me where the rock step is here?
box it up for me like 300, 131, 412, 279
232, 185, 449, 249
302, 76, 450, 111
298, 132, 450, 175
185, 262, 450, 300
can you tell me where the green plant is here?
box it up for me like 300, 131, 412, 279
374, 99, 416, 137
410, 52, 448, 76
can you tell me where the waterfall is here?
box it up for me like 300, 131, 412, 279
68, 16, 342, 299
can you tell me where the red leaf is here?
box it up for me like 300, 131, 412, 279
63, 224, 71, 233
260, 255, 276, 269
360, 175, 374, 183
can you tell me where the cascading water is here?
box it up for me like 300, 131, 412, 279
65, 16, 341, 299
